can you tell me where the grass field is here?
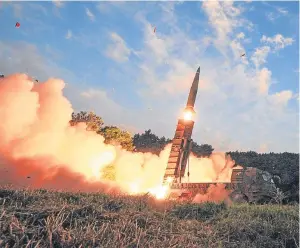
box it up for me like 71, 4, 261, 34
0, 186, 298, 248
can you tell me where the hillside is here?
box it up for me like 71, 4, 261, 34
0, 187, 298, 248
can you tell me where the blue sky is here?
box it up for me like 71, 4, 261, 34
0, 1, 299, 153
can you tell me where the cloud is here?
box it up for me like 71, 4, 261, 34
65, 29, 72, 40
236, 32, 245, 40
85, 7, 95, 21
105, 32, 131, 62
266, 6, 289, 22
257, 67, 272, 95
201, 1, 252, 55
1, 2, 298, 153
276, 7, 288, 15
129, 2, 298, 152
230, 39, 247, 62
202, 1, 241, 39
261, 34, 295, 50
269, 90, 293, 106
266, 12, 276, 22
68, 88, 125, 125
143, 26, 169, 61
134, 6, 213, 97
250, 34, 294, 70
251, 46, 271, 69
80, 89, 122, 113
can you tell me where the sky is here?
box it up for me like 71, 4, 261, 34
0, 1, 299, 153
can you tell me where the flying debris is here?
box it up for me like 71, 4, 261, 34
27, 176, 31, 179
153, 27, 156, 33
15, 22, 20, 28
240, 53, 246, 57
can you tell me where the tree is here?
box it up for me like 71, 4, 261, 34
86, 112, 104, 132
70, 111, 104, 132
99, 126, 134, 151
133, 129, 171, 155
192, 143, 214, 157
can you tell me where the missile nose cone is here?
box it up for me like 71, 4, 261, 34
196, 66, 200, 74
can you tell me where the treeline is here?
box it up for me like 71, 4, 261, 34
70, 112, 215, 157
70, 111, 299, 202
133, 130, 214, 157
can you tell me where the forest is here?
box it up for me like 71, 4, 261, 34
71, 111, 299, 203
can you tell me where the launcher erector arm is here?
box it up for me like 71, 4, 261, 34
163, 119, 195, 184
163, 67, 200, 185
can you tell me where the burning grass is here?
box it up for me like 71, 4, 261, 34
0, 186, 298, 248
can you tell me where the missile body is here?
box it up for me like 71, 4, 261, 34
186, 66, 200, 109
163, 67, 200, 184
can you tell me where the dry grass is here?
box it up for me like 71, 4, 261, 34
0, 186, 298, 248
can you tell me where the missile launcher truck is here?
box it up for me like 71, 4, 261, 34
163, 67, 277, 203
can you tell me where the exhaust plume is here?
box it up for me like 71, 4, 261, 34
0, 74, 240, 201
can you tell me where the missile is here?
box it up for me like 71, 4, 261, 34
186, 66, 200, 109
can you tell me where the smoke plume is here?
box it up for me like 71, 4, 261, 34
0, 74, 239, 201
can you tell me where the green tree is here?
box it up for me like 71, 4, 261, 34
192, 143, 214, 157
70, 111, 104, 132
99, 126, 134, 151
86, 111, 104, 132
133, 129, 171, 155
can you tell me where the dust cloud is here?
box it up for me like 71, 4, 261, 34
0, 74, 240, 202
